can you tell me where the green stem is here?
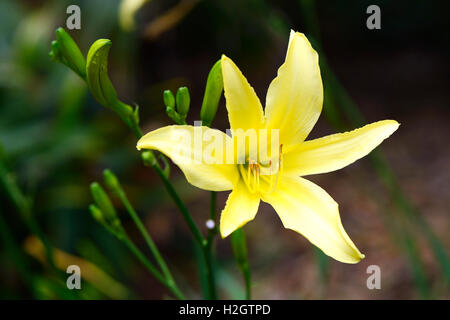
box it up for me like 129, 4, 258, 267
203, 241, 217, 300
120, 233, 185, 300
0, 157, 55, 269
111, 181, 185, 299
230, 228, 252, 300
153, 164, 205, 247
0, 210, 34, 285
209, 191, 217, 221
153, 163, 219, 299
204, 191, 218, 299
242, 261, 251, 300
116, 101, 143, 138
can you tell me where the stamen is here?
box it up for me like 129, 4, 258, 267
258, 144, 283, 194
241, 145, 283, 195
253, 163, 257, 191
256, 164, 260, 188
278, 144, 283, 170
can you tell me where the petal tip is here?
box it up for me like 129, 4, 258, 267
220, 227, 230, 239
289, 30, 313, 46
136, 138, 145, 150
353, 252, 365, 264
341, 251, 365, 264
291, 29, 305, 38
221, 54, 231, 63
385, 119, 401, 134
220, 54, 234, 72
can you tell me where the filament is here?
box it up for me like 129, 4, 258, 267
240, 144, 283, 195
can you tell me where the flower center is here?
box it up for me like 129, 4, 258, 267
238, 145, 283, 195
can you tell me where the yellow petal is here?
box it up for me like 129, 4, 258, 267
137, 125, 239, 191
284, 120, 400, 176
220, 179, 260, 238
261, 175, 364, 263
265, 30, 323, 149
221, 55, 265, 131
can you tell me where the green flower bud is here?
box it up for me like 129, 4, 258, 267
141, 150, 157, 167
166, 106, 184, 124
176, 87, 190, 116
49, 40, 63, 63
89, 204, 104, 224
55, 27, 86, 78
103, 169, 120, 190
86, 39, 116, 107
200, 60, 223, 127
166, 105, 176, 117
86, 40, 134, 121
163, 90, 175, 108
90, 182, 117, 222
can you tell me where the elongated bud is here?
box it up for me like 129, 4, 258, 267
103, 169, 120, 190
166, 105, 176, 118
86, 39, 115, 106
86, 39, 133, 120
163, 90, 175, 108
200, 60, 223, 127
90, 182, 117, 222
89, 204, 105, 224
176, 87, 190, 116
55, 27, 86, 78
165, 106, 184, 124
49, 40, 63, 62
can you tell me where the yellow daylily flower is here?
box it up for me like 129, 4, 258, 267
137, 30, 399, 264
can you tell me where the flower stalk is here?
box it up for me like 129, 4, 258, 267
0, 147, 55, 270
204, 191, 218, 299
89, 185, 185, 300
102, 169, 185, 299
230, 228, 251, 299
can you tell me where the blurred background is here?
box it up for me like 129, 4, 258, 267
0, 0, 449, 299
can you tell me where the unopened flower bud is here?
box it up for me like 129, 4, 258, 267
200, 60, 223, 127
90, 182, 117, 222
163, 90, 175, 108
176, 87, 190, 116
55, 27, 86, 78
49, 40, 63, 62
103, 169, 120, 190
89, 204, 104, 224
141, 150, 157, 167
